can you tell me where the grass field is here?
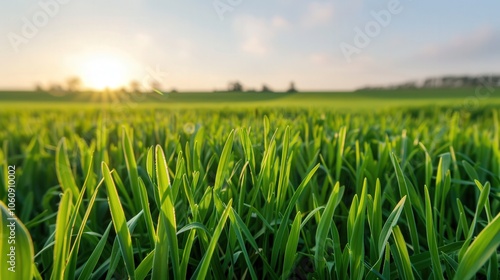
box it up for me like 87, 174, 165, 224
1, 89, 500, 279
1, 88, 499, 108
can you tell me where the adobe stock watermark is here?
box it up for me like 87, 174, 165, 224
213, 0, 244, 21
340, 0, 412, 63
7, 0, 71, 53
5, 165, 17, 273
462, 76, 496, 110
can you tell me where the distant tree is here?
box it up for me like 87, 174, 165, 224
469, 77, 480, 87
457, 76, 467, 87
150, 80, 161, 92
261, 84, 273, 93
34, 83, 44, 92
48, 83, 66, 97
396, 81, 417, 89
228, 81, 244, 92
49, 84, 63, 91
493, 75, 500, 86
357, 74, 500, 91
171, 88, 178, 93
439, 76, 466, 88
130, 80, 141, 93
66, 77, 82, 92
286, 81, 298, 93
423, 78, 437, 88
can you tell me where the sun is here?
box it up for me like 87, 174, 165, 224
80, 53, 131, 90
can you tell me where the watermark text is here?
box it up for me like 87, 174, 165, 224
6, 165, 17, 273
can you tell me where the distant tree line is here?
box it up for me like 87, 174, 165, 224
35, 77, 166, 94
35, 77, 299, 94
358, 75, 500, 91
224, 81, 298, 93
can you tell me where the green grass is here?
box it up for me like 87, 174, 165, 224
0, 96, 499, 279
1, 87, 499, 109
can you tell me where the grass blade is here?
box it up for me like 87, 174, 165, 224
0, 201, 34, 280
102, 162, 136, 280
192, 199, 232, 280
392, 226, 414, 280
56, 139, 80, 201
51, 190, 73, 280
424, 186, 444, 280
378, 196, 406, 259
314, 182, 342, 275
283, 211, 302, 278
154, 145, 180, 279
455, 212, 500, 280
78, 223, 113, 280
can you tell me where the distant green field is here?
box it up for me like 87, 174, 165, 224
1, 88, 499, 110
1, 89, 500, 279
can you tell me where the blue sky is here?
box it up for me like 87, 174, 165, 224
1, 0, 500, 91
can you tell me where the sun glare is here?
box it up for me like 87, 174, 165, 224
80, 53, 131, 90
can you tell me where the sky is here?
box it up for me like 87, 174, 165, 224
1, 0, 500, 91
